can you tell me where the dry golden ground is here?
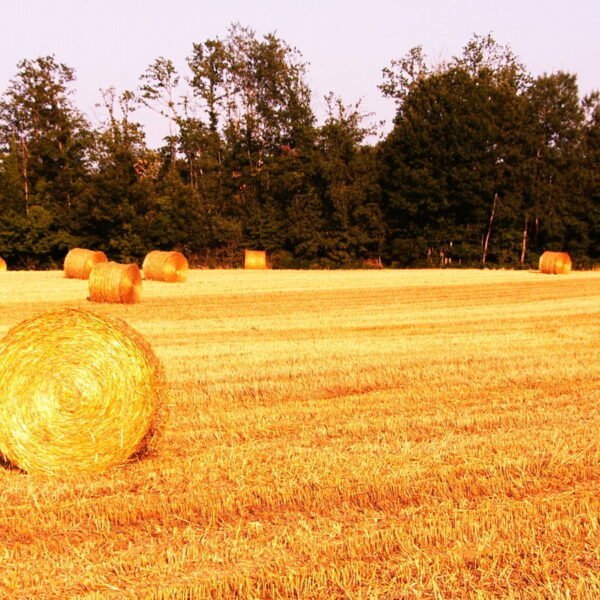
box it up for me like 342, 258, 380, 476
0, 269, 598, 599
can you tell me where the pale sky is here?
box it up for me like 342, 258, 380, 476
1, 0, 598, 146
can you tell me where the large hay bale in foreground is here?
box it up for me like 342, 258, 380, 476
0, 257, 6, 271
64, 248, 108, 279
539, 251, 572, 274
0, 309, 164, 474
244, 249, 268, 270
142, 250, 188, 282
89, 262, 142, 304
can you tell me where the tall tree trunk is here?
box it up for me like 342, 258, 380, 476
520, 216, 529, 264
482, 192, 498, 265
20, 138, 30, 216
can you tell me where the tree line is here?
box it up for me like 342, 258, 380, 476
0, 27, 598, 269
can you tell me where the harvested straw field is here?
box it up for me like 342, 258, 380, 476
0, 268, 598, 598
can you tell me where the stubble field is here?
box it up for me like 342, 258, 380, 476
0, 268, 599, 598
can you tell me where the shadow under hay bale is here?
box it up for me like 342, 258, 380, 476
244, 249, 268, 270
0, 257, 6, 271
142, 250, 188, 282
0, 309, 165, 474
539, 251, 572, 274
89, 262, 142, 304
64, 248, 108, 279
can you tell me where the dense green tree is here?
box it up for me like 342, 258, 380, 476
313, 95, 384, 264
74, 88, 155, 261
518, 73, 587, 262
0, 56, 90, 211
379, 36, 590, 267
0, 55, 90, 266
286, 188, 327, 263
380, 66, 523, 264
581, 93, 600, 260
187, 25, 319, 257
188, 38, 230, 134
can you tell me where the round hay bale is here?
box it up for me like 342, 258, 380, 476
88, 262, 142, 304
0, 257, 6, 271
244, 249, 268, 270
142, 250, 188, 282
64, 248, 108, 279
0, 309, 164, 474
539, 251, 572, 274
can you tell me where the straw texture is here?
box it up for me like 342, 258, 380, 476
0, 309, 164, 474
539, 251, 572, 274
142, 251, 188, 282
244, 250, 268, 270
64, 248, 108, 279
88, 262, 142, 304
0, 257, 6, 271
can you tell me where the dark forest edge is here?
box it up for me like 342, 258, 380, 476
0, 27, 598, 270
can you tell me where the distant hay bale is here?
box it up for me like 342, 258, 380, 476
0, 257, 6, 271
244, 250, 268, 270
142, 250, 188, 282
88, 262, 142, 304
64, 248, 108, 279
539, 251, 572, 274
0, 309, 164, 474
364, 257, 383, 269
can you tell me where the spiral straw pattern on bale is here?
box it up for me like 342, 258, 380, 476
142, 250, 188, 282
244, 249, 268, 270
0, 257, 6, 271
0, 309, 164, 474
88, 262, 142, 304
64, 248, 108, 279
539, 251, 572, 274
